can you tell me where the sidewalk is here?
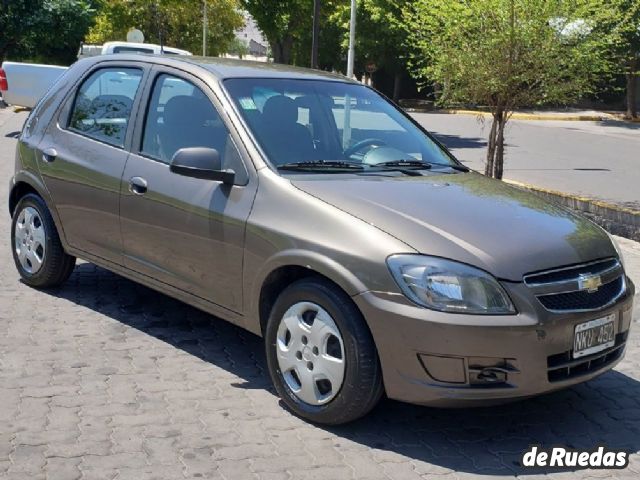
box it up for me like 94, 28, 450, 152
401, 101, 640, 122
438, 108, 625, 122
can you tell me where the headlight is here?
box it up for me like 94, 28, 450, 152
608, 233, 626, 270
387, 255, 516, 314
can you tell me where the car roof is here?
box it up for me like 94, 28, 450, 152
87, 54, 355, 83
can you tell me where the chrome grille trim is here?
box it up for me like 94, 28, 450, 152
523, 258, 626, 312
524, 260, 623, 296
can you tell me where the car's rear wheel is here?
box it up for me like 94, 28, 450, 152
11, 194, 75, 288
265, 277, 383, 425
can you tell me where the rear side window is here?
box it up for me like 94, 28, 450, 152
141, 73, 248, 183
68, 68, 143, 147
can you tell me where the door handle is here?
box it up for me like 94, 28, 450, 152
129, 176, 148, 195
41, 147, 57, 163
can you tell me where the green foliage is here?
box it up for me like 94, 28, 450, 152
1, 0, 96, 64
403, 0, 615, 110
329, 0, 409, 74
587, 0, 640, 116
592, 0, 640, 64
227, 37, 249, 58
86, 0, 243, 56
241, 0, 312, 64
402, 0, 620, 178
243, 0, 410, 74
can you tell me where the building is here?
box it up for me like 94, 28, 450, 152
225, 12, 269, 62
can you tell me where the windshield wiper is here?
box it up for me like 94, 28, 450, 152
425, 161, 470, 172
374, 159, 469, 172
367, 160, 430, 176
277, 160, 364, 172
374, 160, 432, 168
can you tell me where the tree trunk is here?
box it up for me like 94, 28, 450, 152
485, 112, 499, 176
271, 36, 294, 64
493, 114, 507, 179
626, 58, 638, 119
485, 109, 508, 179
393, 72, 402, 102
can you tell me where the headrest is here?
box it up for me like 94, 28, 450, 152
262, 95, 298, 125
163, 95, 211, 128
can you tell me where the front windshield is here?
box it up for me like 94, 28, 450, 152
223, 78, 456, 171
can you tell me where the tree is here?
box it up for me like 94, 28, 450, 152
403, 0, 616, 179
591, 0, 640, 118
241, 0, 312, 64
1, 0, 96, 65
0, 0, 40, 61
86, 0, 243, 56
329, 1, 411, 100
227, 37, 249, 59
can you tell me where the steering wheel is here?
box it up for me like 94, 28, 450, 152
344, 138, 387, 157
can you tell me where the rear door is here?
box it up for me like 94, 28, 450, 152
119, 66, 256, 312
38, 63, 148, 264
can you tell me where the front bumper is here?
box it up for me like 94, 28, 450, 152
353, 278, 635, 406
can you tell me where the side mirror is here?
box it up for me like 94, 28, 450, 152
169, 147, 235, 184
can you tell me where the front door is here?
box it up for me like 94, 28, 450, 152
119, 69, 256, 313
38, 65, 146, 264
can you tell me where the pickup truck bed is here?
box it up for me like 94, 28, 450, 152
0, 62, 68, 108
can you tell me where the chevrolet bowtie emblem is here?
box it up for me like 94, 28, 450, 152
578, 273, 602, 293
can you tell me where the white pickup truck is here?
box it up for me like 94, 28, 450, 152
0, 42, 191, 108
78, 41, 192, 58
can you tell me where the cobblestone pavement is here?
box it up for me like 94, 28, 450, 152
1, 108, 639, 480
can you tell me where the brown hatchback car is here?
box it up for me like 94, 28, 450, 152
9, 55, 634, 424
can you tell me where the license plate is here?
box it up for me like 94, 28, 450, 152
573, 314, 616, 359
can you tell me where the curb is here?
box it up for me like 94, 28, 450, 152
503, 179, 640, 242
443, 109, 611, 122
405, 108, 612, 122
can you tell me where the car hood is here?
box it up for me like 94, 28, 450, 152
290, 172, 615, 281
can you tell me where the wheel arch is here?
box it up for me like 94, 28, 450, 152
247, 250, 370, 337
8, 174, 69, 249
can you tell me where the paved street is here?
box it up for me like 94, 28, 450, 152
413, 113, 640, 210
1, 106, 640, 480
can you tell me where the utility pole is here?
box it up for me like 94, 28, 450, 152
311, 0, 321, 69
346, 0, 356, 78
202, 0, 208, 56
343, 0, 357, 150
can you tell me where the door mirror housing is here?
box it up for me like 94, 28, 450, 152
169, 147, 235, 184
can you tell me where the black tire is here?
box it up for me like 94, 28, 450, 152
11, 193, 76, 288
265, 277, 383, 425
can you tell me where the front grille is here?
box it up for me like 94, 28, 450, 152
547, 331, 627, 382
523, 258, 625, 312
538, 277, 624, 311
525, 258, 618, 285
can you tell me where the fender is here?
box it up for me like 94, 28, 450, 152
244, 248, 371, 334
8, 171, 70, 251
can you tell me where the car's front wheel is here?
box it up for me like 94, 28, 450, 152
265, 277, 383, 425
11, 194, 76, 288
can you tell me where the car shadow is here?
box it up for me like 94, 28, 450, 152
47, 262, 640, 476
